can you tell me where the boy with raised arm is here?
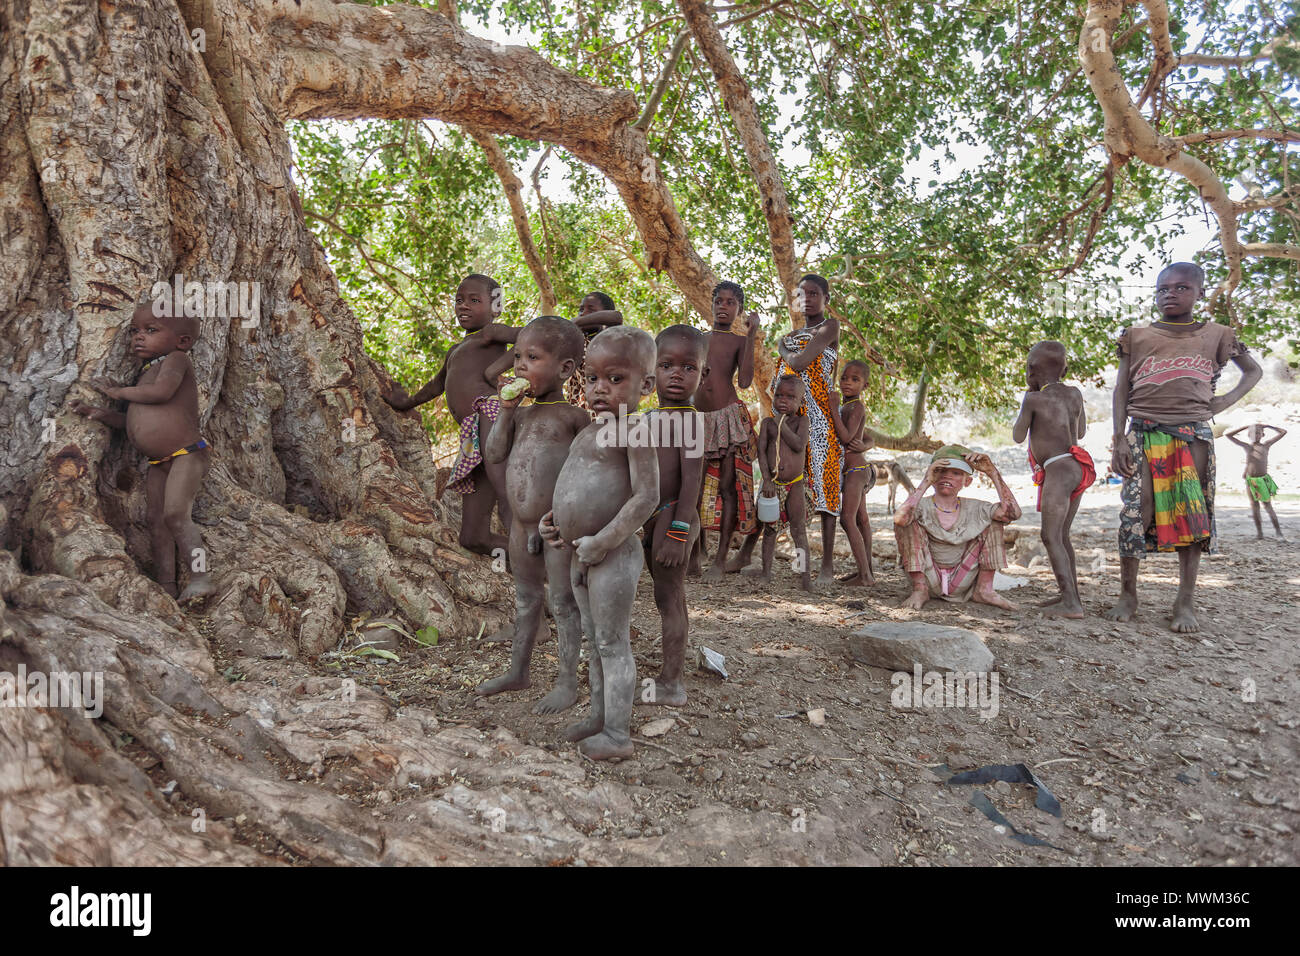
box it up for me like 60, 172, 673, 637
540, 327, 659, 761
1012, 341, 1094, 618
382, 274, 520, 555
474, 317, 590, 713
776, 274, 842, 587
639, 325, 708, 707
697, 281, 761, 580
756, 375, 813, 591
835, 359, 876, 585
564, 291, 624, 407
72, 302, 216, 601
1224, 424, 1287, 540
1105, 262, 1262, 632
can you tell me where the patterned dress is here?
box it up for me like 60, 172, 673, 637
775, 327, 841, 515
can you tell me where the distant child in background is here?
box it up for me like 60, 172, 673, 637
1012, 341, 1094, 618
1224, 423, 1287, 540
564, 291, 623, 407
639, 325, 709, 707
1105, 262, 1262, 633
382, 274, 520, 555
834, 359, 876, 585
756, 374, 813, 591
72, 302, 216, 601
541, 326, 660, 761
475, 317, 591, 713
696, 281, 761, 580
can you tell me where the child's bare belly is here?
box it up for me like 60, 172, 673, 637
1244, 451, 1269, 476
553, 434, 630, 541
506, 421, 577, 523
126, 402, 201, 460
445, 345, 504, 422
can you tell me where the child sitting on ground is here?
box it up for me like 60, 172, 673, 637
1012, 341, 1094, 618
756, 374, 813, 591
1224, 423, 1287, 540
475, 317, 591, 713
1105, 262, 1262, 632
72, 302, 216, 602
382, 274, 520, 555
638, 325, 708, 708
696, 281, 761, 580
834, 359, 875, 585
540, 326, 660, 760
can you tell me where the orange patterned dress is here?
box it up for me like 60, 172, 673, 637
776, 327, 841, 515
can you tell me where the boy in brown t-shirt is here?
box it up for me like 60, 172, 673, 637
1104, 262, 1262, 633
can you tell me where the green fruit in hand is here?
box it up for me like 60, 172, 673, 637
500, 378, 529, 400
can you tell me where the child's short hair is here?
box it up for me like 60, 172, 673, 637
712, 281, 745, 308
798, 273, 830, 299
656, 324, 708, 360
585, 290, 616, 311
843, 358, 870, 377
590, 325, 657, 375
775, 373, 805, 394
525, 315, 586, 364
1159, 261, 1205, 287
461, 273, 502, 298
136, 300, 200, 341
1029, 340, 1066, 375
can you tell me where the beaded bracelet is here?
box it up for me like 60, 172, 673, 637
670, 520, 690, 532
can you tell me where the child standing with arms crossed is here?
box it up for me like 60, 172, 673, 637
1012, 341, 1094, 618
1105, 262, 1261, 632
541, 327, 660, 760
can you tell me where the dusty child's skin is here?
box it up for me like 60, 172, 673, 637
540, 328, 659, 760
1225, 424, 1287, 539
382, 276, 521, 555
574, 292, 623, 337
1104, 264, 1262, 632
639, 327, 707, 708
834, 360, 875, 586
72, 304, 215, 601
696, 283, 759, 581
475, 319, 590, 713
1012, 341, 1088, 618
756, 376, 812, 591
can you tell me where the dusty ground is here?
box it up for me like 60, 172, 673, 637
283, 478, 1299, 866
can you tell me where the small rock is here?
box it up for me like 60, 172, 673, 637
688, 727, 701, 737
1226, 769, 1248, 781
849, 621, 995, 672
640, 718, 675, 738
690, 755, 704, 767
807, 708, 826, 727
375, 790, 393, 805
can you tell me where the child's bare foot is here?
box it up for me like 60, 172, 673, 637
972, 587, 1016, 610
1103, 594, 1137, 622
1170, 598, 1199, 633
562, 715, 602, 742
816, 567, 835, 588
482, 626, 512, 644
725, 554, 752, 573
578, 732, 634, 761
837, 572, 874, 586
1036, 595, 1063, 607
532, 684, 578, 714
475, 670, 530, 697
898, 589, 929, 610
639, 677, 686, 707
177, 575, 218, 603
1042, 602, 1085, 620
702, 563, 725, 582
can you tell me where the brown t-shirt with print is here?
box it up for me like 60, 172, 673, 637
1117, 322, 1245, 424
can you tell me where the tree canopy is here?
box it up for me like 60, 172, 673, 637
291, 0, 1299, 442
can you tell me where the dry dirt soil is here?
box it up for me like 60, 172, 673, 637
267, 486, 1299, 866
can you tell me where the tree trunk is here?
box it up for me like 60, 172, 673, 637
1, 0, 864, 866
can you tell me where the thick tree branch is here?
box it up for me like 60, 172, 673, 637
1174, 127, 1300, 147
634, 31, 690, 131
1242, 243, 1300, 262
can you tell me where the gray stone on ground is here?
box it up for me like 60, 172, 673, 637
849, 621, 995, 672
